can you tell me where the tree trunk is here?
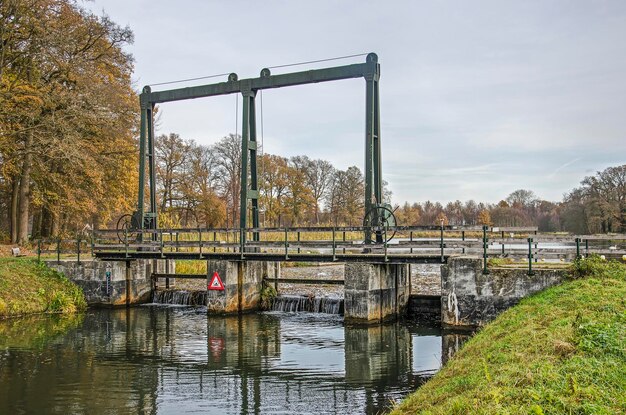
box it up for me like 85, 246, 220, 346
17, 130, 33, 244
10, 178, 19, 243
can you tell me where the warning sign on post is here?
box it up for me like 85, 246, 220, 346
208, 272, 225, 291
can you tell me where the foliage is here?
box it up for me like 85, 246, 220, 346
392, 258, 626, 414
260, 283, 277, 310
0, 0, 137, 243
0, 258, 86, 317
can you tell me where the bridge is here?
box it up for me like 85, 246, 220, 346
39, 53, 626, 326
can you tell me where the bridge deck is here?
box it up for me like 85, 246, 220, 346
94, 250, 449, 264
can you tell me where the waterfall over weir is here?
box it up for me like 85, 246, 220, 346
152, 290, 208, 306
272, 295, 344, 315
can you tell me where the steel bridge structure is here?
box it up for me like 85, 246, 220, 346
135, 53, 384, 244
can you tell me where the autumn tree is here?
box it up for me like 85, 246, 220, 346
0, 0, 137, 242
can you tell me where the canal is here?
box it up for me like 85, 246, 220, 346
0, 307, 468, 414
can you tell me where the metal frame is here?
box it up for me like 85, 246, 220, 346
136, 53, 382, 243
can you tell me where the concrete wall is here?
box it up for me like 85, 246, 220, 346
344, 263, 410, 324
441, 257, 567, 327
46, 259, 168, 306
206, 260, 279, 314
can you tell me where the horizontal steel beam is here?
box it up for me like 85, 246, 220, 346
142, 60, 378, 105
263, 277, 344, 285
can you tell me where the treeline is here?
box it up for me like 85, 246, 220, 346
155, 133, 374, 228
395, 167, 626, 233
154, 133, 626, 234
0, 0, 137, 243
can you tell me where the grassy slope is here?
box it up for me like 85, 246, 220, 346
392, 257, 626, 415
0, 258, 86, 318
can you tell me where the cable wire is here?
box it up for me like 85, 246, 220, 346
148, 72, 231, 87
146, 53, 369, 87
267, 52, 369, 70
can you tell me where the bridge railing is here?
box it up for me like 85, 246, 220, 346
86, 226, 626, 269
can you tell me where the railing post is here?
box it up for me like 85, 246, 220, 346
284, 228, 289, 260
175, 232, 179, 253
199, 229, 203, 259
240, 228, 245, 260
440, 221, 445, 263
585, 239, 589, 256
37, 239, 41, 262
90, 232, 94, 258
76, 237, 80, 264
124, 228, 129, 258
213, 231, 217, 253
57, 237, 61, 262
575, 237, 581, 259
482, 225, 489, 274
409, 231, 413, 254
527, 237, 534, 275
159, 229, 164, 258
297, 231, 301, 254
342, 231, 346, 254
332, 227, 336, 261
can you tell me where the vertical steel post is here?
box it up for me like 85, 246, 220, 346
284, 228, 289, 260
199, 229, 203, 259
364, 53, 380, 244
37, 239, 41, 262
137, 89, 149, 236
147, 102, 157, 235
57, 237, 61, 262
410, 231, 413, 254
440, 220, 445, 263
124, 228, 129, 258
239, 86, 259, 246
482, 225, 489, 274
527, 238, 534, 275
297, 231, 301, 254
585, 239, 589, 256
575, 238, 581, 259
332, 228, 336, 261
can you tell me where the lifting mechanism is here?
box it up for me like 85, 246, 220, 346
122, 52, 394, 244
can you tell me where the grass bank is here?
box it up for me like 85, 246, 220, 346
392, 256, 625, 415
0, 258, 86, 318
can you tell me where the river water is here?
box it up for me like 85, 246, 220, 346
0, 307, 467, 414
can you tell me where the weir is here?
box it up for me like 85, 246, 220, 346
45, 253, 569, 327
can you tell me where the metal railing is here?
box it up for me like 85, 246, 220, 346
34, 226, 626, 274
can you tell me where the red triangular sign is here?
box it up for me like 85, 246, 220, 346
208, 272, 225, 291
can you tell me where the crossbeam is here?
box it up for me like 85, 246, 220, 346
136, 53, 382, 245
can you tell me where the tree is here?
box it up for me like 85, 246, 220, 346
477, 209, 492, 226
1, 0, 137, 242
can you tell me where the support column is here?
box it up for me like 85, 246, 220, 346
344, 262, 409, 323
364, 53, 382, 244
239, 85, 259, 247
138, 86, 157, 234
206, 260, 276, 314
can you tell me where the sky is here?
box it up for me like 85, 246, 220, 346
85, 0, 626, 205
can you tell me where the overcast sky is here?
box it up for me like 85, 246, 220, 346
86, 0, 626, 205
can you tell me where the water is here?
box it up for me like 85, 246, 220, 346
0, 308, 468, 414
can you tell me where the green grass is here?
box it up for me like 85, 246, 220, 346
391, 256, 626, 415
0, 258, 87, 318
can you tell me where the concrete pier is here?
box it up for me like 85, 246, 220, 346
205, 260, 279, 314
46, 259, 172, 306
344, 263, 410, 324
441, 257, 567, 327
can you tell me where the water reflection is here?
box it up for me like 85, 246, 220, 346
0, 308, 468, 414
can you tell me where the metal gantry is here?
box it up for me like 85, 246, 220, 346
135, 53, 383, 243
